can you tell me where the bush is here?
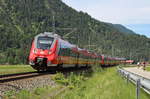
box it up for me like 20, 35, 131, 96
52, 72, 69, 86
53, 72, 86, 89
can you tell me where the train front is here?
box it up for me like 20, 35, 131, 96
29, 32, 59, 71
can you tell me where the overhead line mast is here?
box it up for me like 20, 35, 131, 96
52, 11, 56, 34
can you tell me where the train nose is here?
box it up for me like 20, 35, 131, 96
36, 57, 47, 65
36, 57, 52, 66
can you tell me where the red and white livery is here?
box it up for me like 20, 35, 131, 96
29, 32, 125, 71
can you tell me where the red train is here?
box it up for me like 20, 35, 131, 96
29, 32, 125, 71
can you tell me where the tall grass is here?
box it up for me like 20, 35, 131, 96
56, 67, 150, 99
52, 71, 88, 89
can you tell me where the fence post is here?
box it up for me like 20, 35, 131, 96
136, 79, 140, 99
127, 74, 130, 84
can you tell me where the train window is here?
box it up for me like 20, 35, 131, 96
59, 48, 71, 56
37, 36, 54, 50
70, 50, 77, 57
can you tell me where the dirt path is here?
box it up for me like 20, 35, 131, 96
124, 67, 150, 79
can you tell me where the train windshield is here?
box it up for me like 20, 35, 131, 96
37, 36, 54, 50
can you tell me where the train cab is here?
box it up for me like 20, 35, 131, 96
29, 32, 59, 70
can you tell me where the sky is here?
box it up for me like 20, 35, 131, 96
62, 0, 150, 38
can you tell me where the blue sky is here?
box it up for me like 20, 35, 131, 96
62, 0, 150, 38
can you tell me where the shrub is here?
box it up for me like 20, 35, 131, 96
53, 72, 86, 89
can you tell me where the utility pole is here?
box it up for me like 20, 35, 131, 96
130, 52, 132, 60
77, 33, 79, 47
88, 34, 91, 50
88, 22, 95, 51
112, 45, 114, 57
52, 11, 55, 34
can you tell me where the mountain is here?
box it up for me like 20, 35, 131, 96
112, 24, 135, 34
0, 0, 150, 64
124, 24, 150, 38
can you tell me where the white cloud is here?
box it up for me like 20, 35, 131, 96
62, 0, 150, 24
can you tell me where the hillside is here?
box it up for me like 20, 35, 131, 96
112, 24, 135, 34
0, 0, 150, 64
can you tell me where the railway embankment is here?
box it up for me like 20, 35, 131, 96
0, 65, 150, 99
0, 65, 91, 98
0, 65, 56, 96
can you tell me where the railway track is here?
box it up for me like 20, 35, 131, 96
0, 72, 47, 83
0, 66, 91, 96
0, 67, 90, 95
0, 70, 55, 95
0, 71, 37, 78
0, 66, 90, 83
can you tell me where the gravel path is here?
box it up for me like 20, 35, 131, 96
124, 67, 150, 79
0, 73, 56, 96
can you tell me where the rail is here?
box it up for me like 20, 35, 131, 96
118, 67, 150, 96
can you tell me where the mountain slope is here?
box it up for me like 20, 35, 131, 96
112, 24, 135, 34
0, 0, 150, 64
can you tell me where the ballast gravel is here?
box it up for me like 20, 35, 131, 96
0, 74, 56, 96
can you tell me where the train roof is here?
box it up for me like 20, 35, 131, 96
101, 54, 126, 60
35, 32, 61, 39
59, 39, 76, 49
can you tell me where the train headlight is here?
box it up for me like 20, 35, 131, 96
33, 49, 37, 54
48, 49, 53, 54
48, 51, 52, 54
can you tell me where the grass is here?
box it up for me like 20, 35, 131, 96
3, 85, 64, 99
56, 67, 150, 99
146, 66, 150, 71
0, 65, 36, 75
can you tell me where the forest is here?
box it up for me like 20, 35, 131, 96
0, 0, 150, 64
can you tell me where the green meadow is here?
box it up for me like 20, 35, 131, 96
0, 65, 35, 75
